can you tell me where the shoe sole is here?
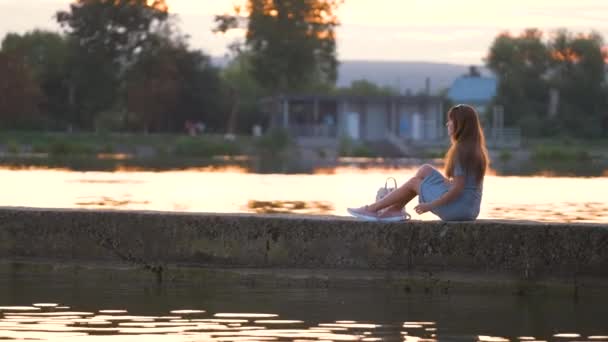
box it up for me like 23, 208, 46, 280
378, 216, 411, 222
377, 213, 412, 223
347, 208, 378, 221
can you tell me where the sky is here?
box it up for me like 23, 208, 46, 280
1, 0, 608, 65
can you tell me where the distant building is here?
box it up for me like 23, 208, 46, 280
447, 70, 521, 148
447, 74, 497, 117
262, 94, 445, 144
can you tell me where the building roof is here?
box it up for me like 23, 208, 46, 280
447, 76, 497, 104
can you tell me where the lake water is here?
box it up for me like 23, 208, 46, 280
1, 276, 608, 342
1, 166, 607, 223
1, 166, 608, 340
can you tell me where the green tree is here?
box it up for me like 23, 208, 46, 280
56, 0, 169, 68
487, 28, 608, 138
221, 51, 267, 134
0, 51, 45, 129
127, 34, 224, 132
126, 40, 179, 132
171, 47, 224, 132
56, 0, 169, 129
548, 30, 608, 137
215, 0, 342, 93
486, 28, 550, 136
2, 30, 71, 128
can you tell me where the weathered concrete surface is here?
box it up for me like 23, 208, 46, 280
1, 207, 607, 293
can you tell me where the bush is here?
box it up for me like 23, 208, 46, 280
255, 129, 292, 154
338, 136, 354, 156
94, 109, 130, 133
498, 150, 512, 162
174, 137, 240, 157
48, 139, 95, 156
532, 145, 591, 161
353, 145, 375, 157
338, 136, 375, 157
5, 140, 19, 154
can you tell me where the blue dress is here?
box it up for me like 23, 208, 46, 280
418, 164, 482, 221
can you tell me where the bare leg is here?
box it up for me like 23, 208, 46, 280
367, 164, 436, 213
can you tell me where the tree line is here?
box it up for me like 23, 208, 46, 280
487, 28, 608, 138
0, 0, 342, 134
0, 0, 607, 139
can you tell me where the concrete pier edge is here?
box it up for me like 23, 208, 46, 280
1, 207, 607, 296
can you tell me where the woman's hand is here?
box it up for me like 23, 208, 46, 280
414, 203, 433, 215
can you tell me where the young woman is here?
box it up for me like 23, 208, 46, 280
347, 104, 490, 222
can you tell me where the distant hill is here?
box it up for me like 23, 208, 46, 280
337, 60, 491, 94
211, 57, 490, 94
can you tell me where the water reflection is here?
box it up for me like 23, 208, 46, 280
1, 153, 608, 177
0, 168, 606, 223
247, 200, 333, 215
75, 196, 150, 208
0, 304, 606, 341
0, 305, 440, 341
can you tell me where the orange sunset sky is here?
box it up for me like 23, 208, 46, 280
1, 0, 607, 65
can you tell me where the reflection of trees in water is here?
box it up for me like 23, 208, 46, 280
248, 200, 333, 215
76, 196, 149, 207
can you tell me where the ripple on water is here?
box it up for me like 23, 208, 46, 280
0, 303, 603, 341
0, 306, 41, 311
170, 310, 206, 315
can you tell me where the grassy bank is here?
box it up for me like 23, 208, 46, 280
0, 131, 296, 159
524, 138, 608, 161
1, 131, 607, 175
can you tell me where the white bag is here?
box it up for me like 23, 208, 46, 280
375, 177, 411, 221
376, 177, 398, 202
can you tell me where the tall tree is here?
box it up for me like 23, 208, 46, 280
215, 0, 342, 93
127, 34, 224, 132
486, 29, 550, 135
56, 0, 169, 68
126, 40, 179, 132
221, 51, 267, 134
0, 51, 45, 129
2, 30, 71, 128
487, 28, 608, 138
548, 30, 607, 137
56, 0, 169, 129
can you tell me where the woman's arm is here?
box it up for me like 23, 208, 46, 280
414, 175, 465, 214
430, 175, 465, 208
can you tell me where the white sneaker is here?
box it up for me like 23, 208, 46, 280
347, 206, 378, 221
377, 210, 411, 222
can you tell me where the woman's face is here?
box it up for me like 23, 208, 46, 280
446, 117, 454, 137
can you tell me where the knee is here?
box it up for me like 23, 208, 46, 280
416, 164, 435, 179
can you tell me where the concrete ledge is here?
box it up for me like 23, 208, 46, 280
1, 207, 607, 293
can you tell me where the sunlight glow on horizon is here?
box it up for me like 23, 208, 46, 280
2, 0, 608, 64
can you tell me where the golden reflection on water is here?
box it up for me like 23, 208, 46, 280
0, 304, 447, 341
247, 200, 333, 214
478, 336, 510, 342
0, 168, 607, 223
75, 196, 150, 207
96, 153, 132, 160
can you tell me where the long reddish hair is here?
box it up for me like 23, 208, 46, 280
444, 104, 489, 184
